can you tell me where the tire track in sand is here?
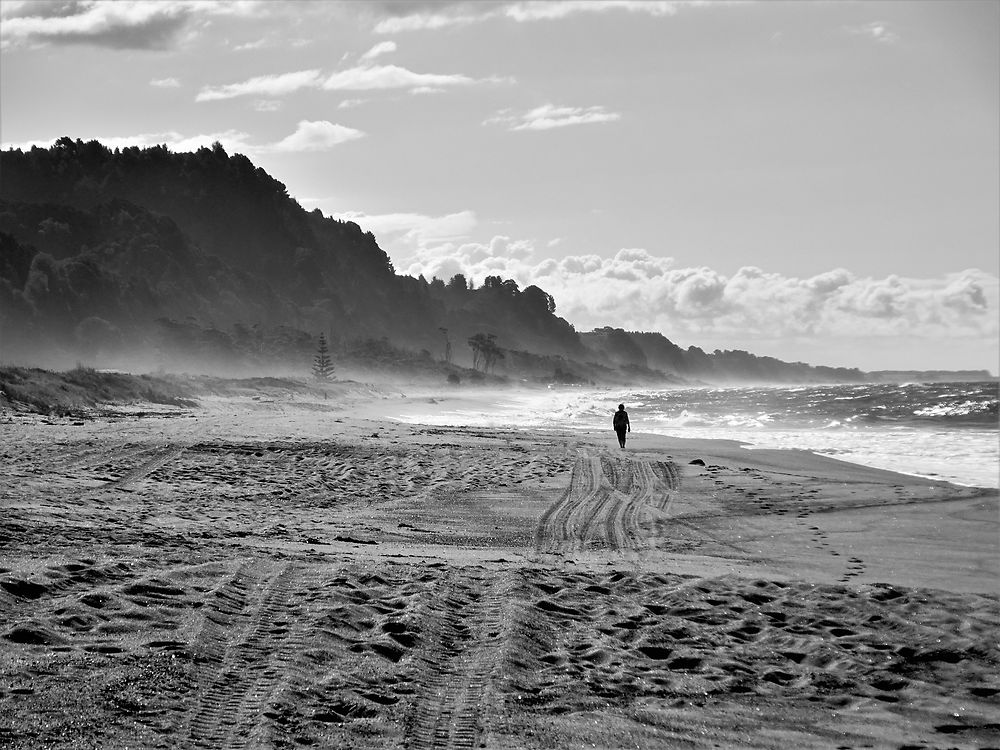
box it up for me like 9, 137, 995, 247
534, 453, 679, 554
75, 445, 187, 495
404, 569, 515, 750
107, 445, 186, 489
186, 562, 320, 749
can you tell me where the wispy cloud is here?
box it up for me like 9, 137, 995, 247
360, 40, 397, 62
150, 76, 181, 88
374, 9, 482, 34
2, 121, 365, 156
252, 99, 282, 112
196, 69, 323, 102
329, 210, 478, 247
0, 0, 259, 50
232, 34, 312, 52
845, 21, 900, 44
233, 36, 268, 51
266, 120, 365, 153
373, 0, 681, 33
196, 61, 502, 102
486, 104, 621, 131
322, 64, 480, 92
503, 1, 679, 22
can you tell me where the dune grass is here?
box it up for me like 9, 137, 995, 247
0, 366, 197, 415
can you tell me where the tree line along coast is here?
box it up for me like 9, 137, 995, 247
1, 139, 991, 386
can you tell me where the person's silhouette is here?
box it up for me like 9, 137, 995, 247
613, 403, 630, 448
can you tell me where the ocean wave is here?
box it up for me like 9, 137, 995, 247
630, 382, 998, 430
913, 400, 998, 419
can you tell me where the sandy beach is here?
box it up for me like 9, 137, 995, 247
1, 385, 997, 749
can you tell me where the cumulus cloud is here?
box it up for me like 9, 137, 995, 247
196, 69, 323, 102
381, 231, 998, 346
486, 104, 622, 131
2, 121, 365, 156
0, 0, 257, 50
265, 120, 365, 152
845, 21, 900, 44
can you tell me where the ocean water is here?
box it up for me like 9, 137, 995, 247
397, 381, 999, 489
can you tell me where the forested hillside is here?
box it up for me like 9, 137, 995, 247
0, 138, 878, 384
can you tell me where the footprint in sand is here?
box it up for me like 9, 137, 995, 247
838, 557, 867, 583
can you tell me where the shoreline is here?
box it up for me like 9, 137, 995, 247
386, 385, 1000, 490
5, 381, 998, 491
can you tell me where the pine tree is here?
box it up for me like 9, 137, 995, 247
312, 332, 334, 381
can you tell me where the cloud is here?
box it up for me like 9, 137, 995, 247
232, 34, 312, 52
322, 63, 480, 92
2, 121, 365, 156
486, 104, 621, 131
233, 36, 268, 51
384, 233, 998, 346
360, 40, 397, 61
845, 21, 900, 44
150, 76, 181, 88
503, 1, 678, 22
0, 0, 258, 50
329, 210, 478, 246
372, 0, 681, 32
196, 69, 323, 102
266, 120, 365, 153
252, 99, 282, 112
373, 8, 484, 34
195, 62, 501, 102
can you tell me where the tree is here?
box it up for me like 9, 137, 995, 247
468, 332, 486, 371
468, 332, 504, 373
439, 326, 452, 363
523, 284, 556, 314
312, 332, 334, 380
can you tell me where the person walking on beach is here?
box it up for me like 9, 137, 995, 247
613, 403, 630, 449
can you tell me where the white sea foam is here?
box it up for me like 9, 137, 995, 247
913, 401, 989, 417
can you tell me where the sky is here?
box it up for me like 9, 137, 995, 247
2, 0, 998, 373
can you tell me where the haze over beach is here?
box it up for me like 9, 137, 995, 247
1, 2, 999, 750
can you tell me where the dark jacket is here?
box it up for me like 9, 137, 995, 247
613, 409, 630, 430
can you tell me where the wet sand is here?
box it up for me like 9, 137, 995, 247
1, 388, 998, 749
